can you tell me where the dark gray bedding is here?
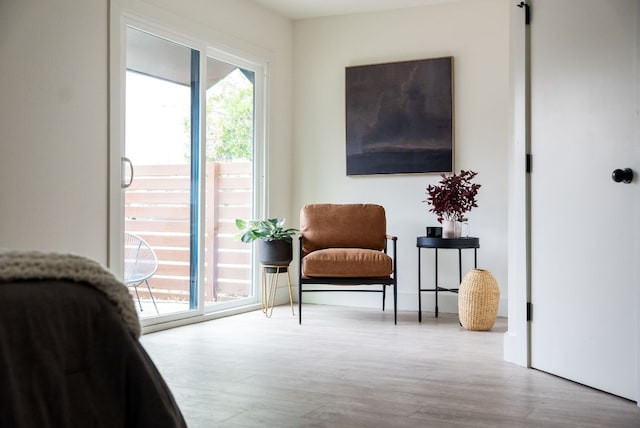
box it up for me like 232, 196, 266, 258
0, 279, 186, 428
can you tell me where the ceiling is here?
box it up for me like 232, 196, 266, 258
248, 0, 460, 20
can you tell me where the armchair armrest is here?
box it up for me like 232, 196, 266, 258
383, 234, 397, 270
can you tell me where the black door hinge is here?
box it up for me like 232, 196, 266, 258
526, 302, 532, 321
526, 154, 532, 173
517, 2, 531, 25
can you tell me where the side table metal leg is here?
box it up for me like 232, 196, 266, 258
458, 250, 463, 326
458, 248, 463, 284
418, 248, 422, 323
435, 248, 439, 318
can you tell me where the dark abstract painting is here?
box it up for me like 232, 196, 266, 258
345, 57, 453, 175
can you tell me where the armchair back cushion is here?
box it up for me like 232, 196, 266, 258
300, 204, 387, 256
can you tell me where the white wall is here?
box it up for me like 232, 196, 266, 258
0, 0, 109, 261
0, 0, 293, 265
291, 0, 510, 315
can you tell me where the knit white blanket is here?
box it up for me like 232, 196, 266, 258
0, 251, 140, 338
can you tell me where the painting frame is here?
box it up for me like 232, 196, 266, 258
345, 57, 454, 176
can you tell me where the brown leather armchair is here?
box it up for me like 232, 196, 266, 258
298, 203, 398, 324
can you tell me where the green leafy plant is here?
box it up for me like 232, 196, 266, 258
424, 170, 481, 223
235, 218, 298, 243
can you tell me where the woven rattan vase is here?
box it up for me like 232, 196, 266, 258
458, 269, 500, 331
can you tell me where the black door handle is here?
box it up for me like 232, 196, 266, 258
612, 168, 633, 183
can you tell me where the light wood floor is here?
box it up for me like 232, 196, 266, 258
140, 305, 640, 427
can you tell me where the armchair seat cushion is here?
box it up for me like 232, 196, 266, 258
302, 248, 392, 278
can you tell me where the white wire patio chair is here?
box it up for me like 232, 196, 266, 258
124, 232, 159, 314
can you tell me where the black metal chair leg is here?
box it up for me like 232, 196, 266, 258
393, 282, 397, 325
382, 284, 386, 311
298, 286, 302, 324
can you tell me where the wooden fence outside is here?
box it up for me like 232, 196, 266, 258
125, 162, 252, 303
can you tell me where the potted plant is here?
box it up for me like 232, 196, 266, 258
235, 218, 299, 267
424, 170, 481, 238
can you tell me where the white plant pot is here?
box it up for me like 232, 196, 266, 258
442, 220, 461, 239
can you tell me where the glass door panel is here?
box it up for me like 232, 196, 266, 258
124, 27, 199, 319
203, 57, 255, 310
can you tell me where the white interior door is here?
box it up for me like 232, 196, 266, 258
530, 0, 638, 401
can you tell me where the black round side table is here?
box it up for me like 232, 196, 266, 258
416, 236, 480, 322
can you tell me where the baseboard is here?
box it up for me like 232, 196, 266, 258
296, 288, 508, 317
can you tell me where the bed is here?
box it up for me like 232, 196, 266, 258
0, 251, 186, 428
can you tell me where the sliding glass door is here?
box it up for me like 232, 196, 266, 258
112, 18, 264, 325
